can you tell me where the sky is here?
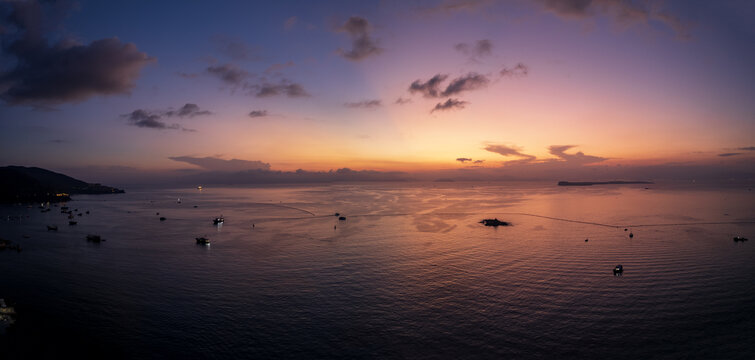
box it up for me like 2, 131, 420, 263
0, 0, 753, 185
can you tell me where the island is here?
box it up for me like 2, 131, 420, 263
557, 181, 653, 186
0, 166, 124, 203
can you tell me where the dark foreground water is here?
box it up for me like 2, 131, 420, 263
1, 182, 754, 359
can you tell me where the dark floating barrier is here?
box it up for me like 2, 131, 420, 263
480, 218, 510, 227
86, 234, 103, 243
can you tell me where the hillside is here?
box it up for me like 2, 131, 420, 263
0, 166, 124, 203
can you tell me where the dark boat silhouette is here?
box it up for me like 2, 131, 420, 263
46, 225, 58, 231
213, 216, 224, 225
86, 234, 103, 243
196, 237, 210, 245
733, 236, 748, 242
480, 218, 510, 227
68, 221, 77, 225
613, 264, 624, 275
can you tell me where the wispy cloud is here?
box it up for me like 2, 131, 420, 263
441, 73, 490, 96
206, 63, 250, 85
500, 63, 529, 77
454, 39, 492, 60
456, 157, 473, 163
248, 110, 268, 118
484, 144, 536, 161
431, 98, 467, 113
344, 99, 382, 108
253, 81, 309, 98
718, 153, 742, 157
395, 97, 412, 105
739, 146, 755, 151
409, 74, 449, 98
284, 16, 298, 30
536, 0, 691, 39
169, 156, 271, 171
122, 103, 211, 130
336, 16, 382, 61
264, 61, 295, 73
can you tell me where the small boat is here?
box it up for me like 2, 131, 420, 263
196, 237, 210, 245
86, 234, 103, 243
0, 298, 16, 315
68, 221, 77, 225
480, 218, 510, 227
213, 216, 224, 225
613, 264, 624, 274
629, 232, 634, 238
46, 225, 58, 231
338, 216, 346, 221
733, 236, 748, 242
159, 217, 166, 221
197, 186, 203, 190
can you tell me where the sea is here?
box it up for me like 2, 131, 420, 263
1, 182, 753, 359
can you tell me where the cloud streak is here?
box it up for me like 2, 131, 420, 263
454, 39, 492, 60
123, 103, 211, 130
169, 156, 271, 171
248, 110, 268, 118
344, 99, 382, 108
431, 98, 467, 113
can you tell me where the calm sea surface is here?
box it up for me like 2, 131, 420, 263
1, 182, 754, 359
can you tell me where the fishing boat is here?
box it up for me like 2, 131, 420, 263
196, 237, 210, 245
47, 225, 58, 231
613, 264, 624, 274
213, 216, 224, 225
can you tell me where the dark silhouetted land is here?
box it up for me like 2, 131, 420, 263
0, 166, 124, 203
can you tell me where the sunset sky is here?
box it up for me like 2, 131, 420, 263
1, 0, 753, 184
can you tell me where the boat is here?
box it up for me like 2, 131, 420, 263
613, 264, 624, 274
46, 225, 58, 231
733, 236, 748, 242
213, 216, 224, 225
338, 216, 346, 220
480, 218, 510, 227
86, 234, 103, 243
159, 217, 166, 221
68, 221, 77, 225
197, 185, 203, 190
196, 237, 210, 245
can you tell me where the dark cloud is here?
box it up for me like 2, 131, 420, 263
500, 63, 529, 77
536, 0, 691, 39
165, 103, 212, 118
739, 146, 755, 151
206, 64, 250, 85
248, 110, 268, 118
123, 103, 211, 130
336, 16, 382, 61
213, 35, 259, 61
548, 145, 607, 164
264, 61, 295, 73
169, 156, 271, 172
0, 0, 154, 105
473, 160, 484, 164
454, 39, 492, 59
125, 109, 178, 130
484, 144, 536, 161
409, 73, 490, 98
718, 153, 742, 157
456, 158, 473, 163
409, 74, 448, 98
344, 99, 381, 108
441, 73, 489, 97
431, 98, 467, 113
395, 97, 411, 105
253, 81, 309, 98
